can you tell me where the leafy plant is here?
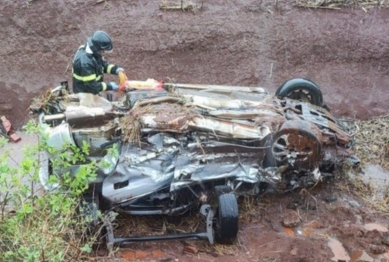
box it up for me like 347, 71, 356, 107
0, 120, 101, 262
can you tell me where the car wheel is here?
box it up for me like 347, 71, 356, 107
275, 78, 324, 107
266, 120, 322, 168
214, 185, 233, 196
213, 192, 239, 244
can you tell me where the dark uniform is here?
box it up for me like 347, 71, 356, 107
72, 31, 122, 94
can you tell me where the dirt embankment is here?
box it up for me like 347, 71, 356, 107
1, 0, 389, 129
2, 1, 389, 261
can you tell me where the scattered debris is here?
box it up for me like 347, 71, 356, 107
328, 237, 351, 262
282, 210, 301, 228
0, 116, 21, 143
283, 227, 296, 237
296, 0, 389, 10
183, 245, 198, 254
290, 246, 298, 256
159, 0, 203, 11
350, 249, 374, 262
364, 223, 388, 232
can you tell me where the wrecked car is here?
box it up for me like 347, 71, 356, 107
31, 78, 357, 247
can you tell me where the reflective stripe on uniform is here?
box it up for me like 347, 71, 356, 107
102, 82, 107, 91
96, 75, 102, 81
73, 73, 97, 82
107, 64, 114, 74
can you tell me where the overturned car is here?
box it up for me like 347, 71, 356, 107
32, 78, 357, 247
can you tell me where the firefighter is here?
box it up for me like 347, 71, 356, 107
72, 30, 126, 94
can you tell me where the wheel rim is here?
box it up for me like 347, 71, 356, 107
272, 133, 318, 164
287, 89, 313, 103
271, 120, 322, 166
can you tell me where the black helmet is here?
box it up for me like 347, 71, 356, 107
87, 30, 113, 53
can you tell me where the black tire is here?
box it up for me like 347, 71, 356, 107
214, 193, 239, 244
275, 78, 324, 107
214, 185, 232, 196
265, 120, 322, 168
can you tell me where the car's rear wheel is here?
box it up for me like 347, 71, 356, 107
275, 78, 324, 107
213, 188, 239, 244
266, 120, 322, 168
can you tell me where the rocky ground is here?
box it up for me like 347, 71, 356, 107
2, 0, 389, 261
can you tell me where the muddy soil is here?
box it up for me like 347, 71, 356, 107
2, 0, 389, 129
98, 181, 389, 262
2, 0, 389, 261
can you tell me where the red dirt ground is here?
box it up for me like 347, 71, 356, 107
2, 1, 389, 261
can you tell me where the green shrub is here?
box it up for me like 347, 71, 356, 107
0, 120, 99, 262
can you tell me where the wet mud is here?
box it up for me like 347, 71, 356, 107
1, 0, 389, 129
1, 0, 389, 261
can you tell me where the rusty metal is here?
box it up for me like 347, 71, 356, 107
270, 120, 323, 167
283, 100, 351, 145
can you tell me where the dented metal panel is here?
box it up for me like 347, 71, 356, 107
33, 80, 361, 248
38, 81, 357, 202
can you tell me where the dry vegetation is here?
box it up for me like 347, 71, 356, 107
296, 0, 389, 10
29, 88, 69, 114
158, 0, 389, 11
159, 0, 204, 11
350, 114, 389, 171
334, 115, 389, 213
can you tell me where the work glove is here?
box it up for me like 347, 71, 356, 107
115, 67, 124, 75
110, 82, 119, 91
